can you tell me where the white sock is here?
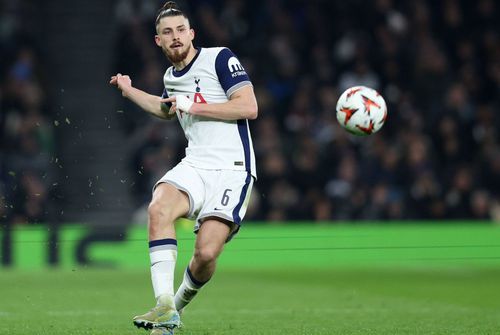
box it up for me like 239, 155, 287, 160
149, 238, 177, 302
174, 267, 208, 311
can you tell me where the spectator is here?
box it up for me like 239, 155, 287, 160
0, 3, 55, 225
113, 0, 500, 222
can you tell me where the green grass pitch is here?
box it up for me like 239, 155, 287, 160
1, 223, 500, 334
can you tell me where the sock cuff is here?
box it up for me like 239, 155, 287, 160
149, 239, 177, 264
185, 266, 209, 289
149, 238, 177, 251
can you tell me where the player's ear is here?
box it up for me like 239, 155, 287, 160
189, 29, 195, 41
155, 35, 161, 46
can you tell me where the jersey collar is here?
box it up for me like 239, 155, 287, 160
172, 47, 202, 77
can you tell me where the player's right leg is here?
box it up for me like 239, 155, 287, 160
133, 182, 189, 331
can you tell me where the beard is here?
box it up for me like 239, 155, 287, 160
163, 44, 191, 64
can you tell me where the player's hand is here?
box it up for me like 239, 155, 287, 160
161, 102, 177, 120
109, 73, 132, 97
169, 103, 177, 115
160, 95, 194, 114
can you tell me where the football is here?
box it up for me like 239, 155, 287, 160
336, 86, 387, 136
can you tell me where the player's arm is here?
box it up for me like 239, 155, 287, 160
161, 85, 258, 121
192, 85, 257, 120
109, 73, 175, 120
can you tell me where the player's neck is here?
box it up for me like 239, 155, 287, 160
173, 46, 198, 71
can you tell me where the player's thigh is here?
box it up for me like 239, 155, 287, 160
154, 162, 205, 219
150, 182, 190, 220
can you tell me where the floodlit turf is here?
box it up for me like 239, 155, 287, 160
1, 223, 500, 334
1, 267, 500, 335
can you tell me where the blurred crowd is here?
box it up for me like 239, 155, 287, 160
116, 0, 499, 222
0, 1, 55, 224
1, 0, 497, 227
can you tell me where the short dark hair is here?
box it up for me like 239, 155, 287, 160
155, 1, 189, 27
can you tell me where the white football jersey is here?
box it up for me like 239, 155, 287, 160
162, 47, 256, 178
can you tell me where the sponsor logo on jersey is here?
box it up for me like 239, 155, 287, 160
228, 57, 247, 78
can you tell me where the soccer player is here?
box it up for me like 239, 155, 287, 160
110, 1, 257, 334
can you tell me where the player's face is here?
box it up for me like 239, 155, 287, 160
155, 16, 194, 64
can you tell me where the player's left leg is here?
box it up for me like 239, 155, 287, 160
174, 218, 231, 312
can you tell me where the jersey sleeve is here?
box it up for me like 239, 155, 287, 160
215, 48, 252, 98
161, 88, 169, 99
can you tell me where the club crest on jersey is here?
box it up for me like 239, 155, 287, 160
193, 77, 207, 103
228, 57, 246, 78
194, 78, 201, 92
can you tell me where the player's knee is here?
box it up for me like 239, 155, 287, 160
193, 246, 218, 266
148, 198, 176, 224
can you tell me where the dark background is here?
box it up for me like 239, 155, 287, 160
1, 0, 499, 228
